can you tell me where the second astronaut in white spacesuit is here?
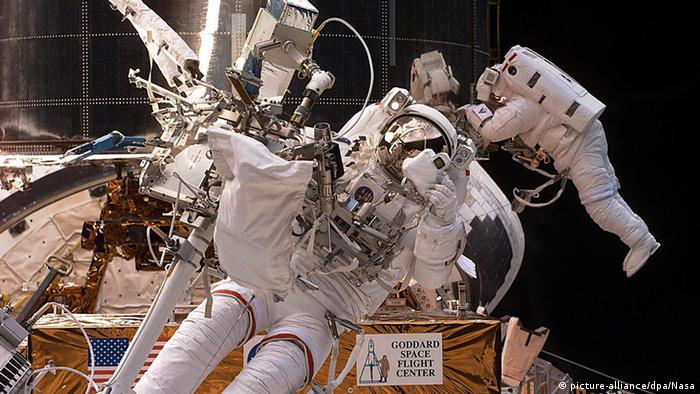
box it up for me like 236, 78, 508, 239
462, 45, 659, 277
134, 93, 469, 393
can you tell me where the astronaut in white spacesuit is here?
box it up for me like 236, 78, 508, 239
134, 92, 470, 393
462, 45, 659, 277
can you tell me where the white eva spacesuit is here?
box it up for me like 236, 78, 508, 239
462, 45, 659, 277
134, 92, 469, 393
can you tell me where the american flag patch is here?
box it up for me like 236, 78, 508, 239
88, 337, 168, 385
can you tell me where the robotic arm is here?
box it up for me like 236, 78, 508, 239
108, 0, 202, 89
63, 131, 146, 163
288, 64, 335, 128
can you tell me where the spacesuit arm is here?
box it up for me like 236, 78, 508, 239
412, 173, 466, 289
413, 217, 465, 289
472, 96, 542, 142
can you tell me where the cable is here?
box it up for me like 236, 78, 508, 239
26, 302, 98, 393
169, 179, 182, 238
315, 17, 374, 139
512, 177, 568, 209
173, 171, 204, 200
145, 177, 183, 265
509, 154, 558, 179
325, 331, 365, 391
146, 226, 161, 264
32, 366, 100, 393
540, 350, 655, 394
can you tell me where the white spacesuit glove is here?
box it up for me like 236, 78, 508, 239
425, 172, 458, 226
401, 149, 451, 196
402, 149, 458, 226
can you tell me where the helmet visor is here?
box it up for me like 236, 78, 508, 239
376, 115, 449, 182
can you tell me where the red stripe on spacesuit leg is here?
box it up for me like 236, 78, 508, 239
211, 289, 257, 344
259, 333, 315, 387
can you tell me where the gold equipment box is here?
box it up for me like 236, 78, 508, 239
30, 313, 500, 393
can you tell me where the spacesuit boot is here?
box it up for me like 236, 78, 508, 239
579, 190, 659, 277
623, 233, 661, 277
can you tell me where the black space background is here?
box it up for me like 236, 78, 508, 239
488, 1, 697, 384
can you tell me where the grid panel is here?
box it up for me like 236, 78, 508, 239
0, 0, 491, 140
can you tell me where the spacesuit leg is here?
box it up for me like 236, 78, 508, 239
567, 124, 658, 275
223, 293, 333, 394
134, 280, 272, 394
581, 192, 649, 247
224, 340, 308, 393
568, 125, 650, 247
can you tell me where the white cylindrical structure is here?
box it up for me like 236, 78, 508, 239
102, 259, 197, 393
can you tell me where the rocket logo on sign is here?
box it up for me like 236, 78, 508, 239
358, 339, 390, 384
356, 333, 443, 386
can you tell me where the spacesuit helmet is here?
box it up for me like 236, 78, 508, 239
375, 104, 458, 183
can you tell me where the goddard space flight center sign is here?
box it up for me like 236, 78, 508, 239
356, 333, 443, 386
